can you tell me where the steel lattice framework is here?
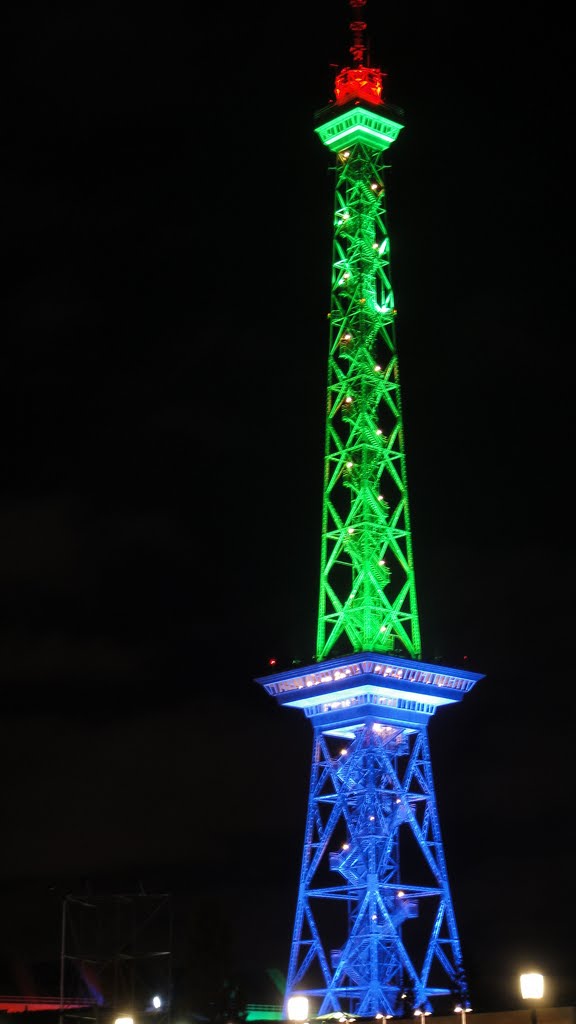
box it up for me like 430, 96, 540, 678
257, 654, 482, 1017
256, 2, 483, 1019
290, 722, 461, 1014
316, 133, 420, 662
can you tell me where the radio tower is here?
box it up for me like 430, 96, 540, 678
256, 1, 483, 1018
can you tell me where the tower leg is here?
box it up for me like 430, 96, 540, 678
283, 722, 465, 1016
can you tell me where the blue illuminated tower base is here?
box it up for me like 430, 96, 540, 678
257, 652, 483, 1017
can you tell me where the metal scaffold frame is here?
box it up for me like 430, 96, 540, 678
59, 891, 173, 1024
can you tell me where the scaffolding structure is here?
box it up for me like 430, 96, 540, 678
59, 891, 172, 1024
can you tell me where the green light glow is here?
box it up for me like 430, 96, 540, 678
315, 106, 403, 153
315, 116, 421, 661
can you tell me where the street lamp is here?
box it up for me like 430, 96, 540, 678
454, 1004, 472, 1024
520, 972, 544, 1024
414, 1007, 431, 1024
287, 996, 309, 1023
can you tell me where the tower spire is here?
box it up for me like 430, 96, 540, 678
348, 0, 368, 67
315, 1, 414, 660
334, 0, 384, 107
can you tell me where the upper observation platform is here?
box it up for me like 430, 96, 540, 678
256, 652, 484, 738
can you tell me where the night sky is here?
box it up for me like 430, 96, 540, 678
1, 0, 575, 1016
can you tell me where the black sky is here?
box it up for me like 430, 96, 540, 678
1, 0, 575, 1016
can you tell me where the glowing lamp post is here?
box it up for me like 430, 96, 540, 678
414, 1008, 431, 1024
287, 997, 309, 1023
454, 1004, 472, 1024
520, 972, 544, 1024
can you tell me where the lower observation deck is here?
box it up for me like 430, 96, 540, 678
256, 651, 484, 738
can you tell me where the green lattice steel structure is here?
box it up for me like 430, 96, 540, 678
315, 99, 421, 662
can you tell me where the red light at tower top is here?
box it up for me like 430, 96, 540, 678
334, 0, 384, 107
334, 65, 384, 107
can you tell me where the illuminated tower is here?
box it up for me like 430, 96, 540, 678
256, 2, 483, 1017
